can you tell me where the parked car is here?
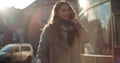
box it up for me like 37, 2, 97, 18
0, 43, 33, 63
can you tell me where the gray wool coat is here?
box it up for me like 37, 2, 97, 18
36, 23, 88, 63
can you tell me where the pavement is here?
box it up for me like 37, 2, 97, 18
31, 56, 41, 63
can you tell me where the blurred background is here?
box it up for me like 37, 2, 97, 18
0, 0, 80, 52
0, 0, 118, 63
0, 0, 81, 63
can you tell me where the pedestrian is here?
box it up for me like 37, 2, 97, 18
36, 1, 88, 63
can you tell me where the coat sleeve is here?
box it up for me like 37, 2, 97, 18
36, 28, 49, 63
75, 23, 89, 53
80, 27, 89, 53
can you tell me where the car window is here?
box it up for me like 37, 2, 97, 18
0, 45, 13, 52
14, 46, 19, 52
21, 46, 30, 51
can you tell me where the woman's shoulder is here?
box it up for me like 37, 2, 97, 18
43, 23, 56, 32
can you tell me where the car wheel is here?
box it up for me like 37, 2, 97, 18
26, 56, 32, 63
5, 58, 12, 63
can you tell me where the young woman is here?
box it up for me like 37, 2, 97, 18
36, 1, 88, 63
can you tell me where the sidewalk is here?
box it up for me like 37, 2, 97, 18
31, 56, 41, 63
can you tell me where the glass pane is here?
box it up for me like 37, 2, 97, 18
14, 46, 19, 52
22, 46, 30, 51
79, 0, 109, 10
79, 1, 111, 55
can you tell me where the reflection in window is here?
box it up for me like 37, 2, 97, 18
79, 0, 109, 10
0, 45, 13, 52
79, 1, 111, 55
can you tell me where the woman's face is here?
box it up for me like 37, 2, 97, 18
58, 4, 71, 21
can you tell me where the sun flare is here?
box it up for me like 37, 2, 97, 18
0, 0, 35, 10
79, 0, 87, 10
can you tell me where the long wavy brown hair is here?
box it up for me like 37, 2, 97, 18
45, 1, 80, 46
48, 1, 77, 23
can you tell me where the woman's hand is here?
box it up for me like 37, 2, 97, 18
71, 17, 79, 24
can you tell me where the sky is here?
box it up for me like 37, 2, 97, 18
0, 0, 35, 9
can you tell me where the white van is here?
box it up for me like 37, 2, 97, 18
0, 43, 33, 63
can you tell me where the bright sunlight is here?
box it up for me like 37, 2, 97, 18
79, 0, 87, 10
0, 0, 35, 10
